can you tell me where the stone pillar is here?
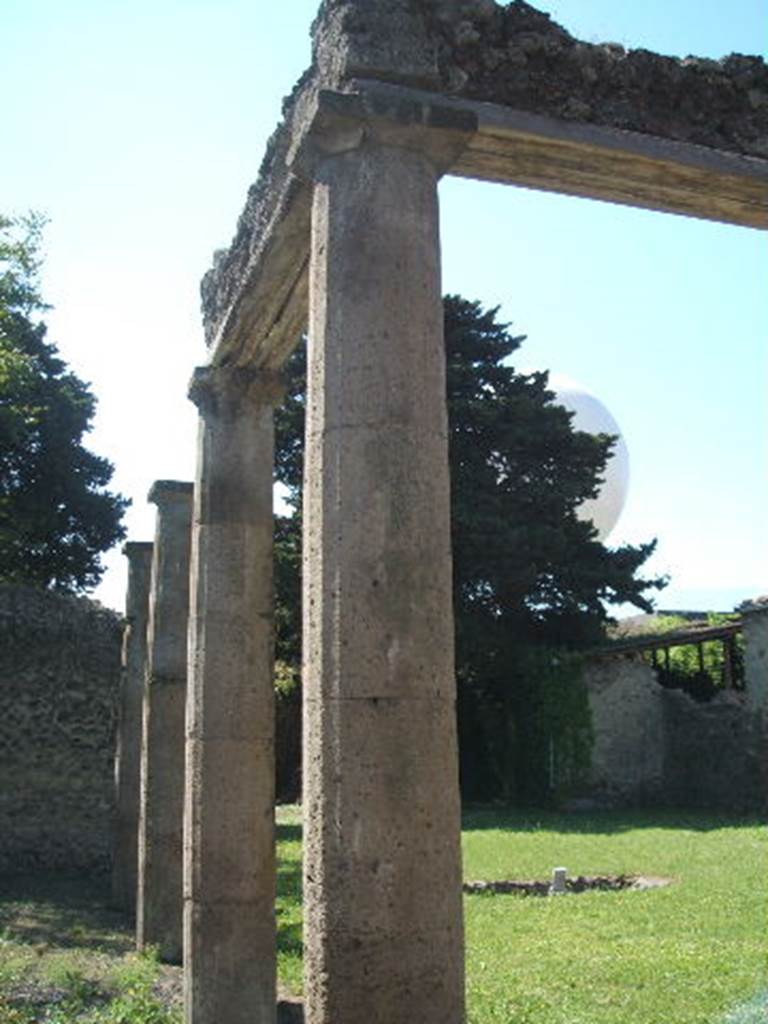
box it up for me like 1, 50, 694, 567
741, 599, 768, 806
184, 366, 282, 1024
742, 599, 768, 712
112, 541, 154, 916
137, 480, 193, 964
302, 139, 466, 1024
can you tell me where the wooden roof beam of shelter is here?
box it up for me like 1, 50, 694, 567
595, 620, 743, 659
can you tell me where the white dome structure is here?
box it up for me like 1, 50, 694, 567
549, 374, 630, 541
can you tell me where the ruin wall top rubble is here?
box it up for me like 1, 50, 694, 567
201, 0, 768, 347
311, 0, 768, 156
420, 1, 768, 156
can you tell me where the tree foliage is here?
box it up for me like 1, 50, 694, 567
0, 214, 129, 592
443, 296, 661, 647
273, 296, 665, 800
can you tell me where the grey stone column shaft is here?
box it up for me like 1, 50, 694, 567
743, 602, 768, 712
137, 481, 193, 964
184, 366, 282, 1024
302, 141, 466, 1024
112, 541, 154, 916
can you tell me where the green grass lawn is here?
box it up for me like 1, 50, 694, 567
1, 808, 765, 1023
277, 805, 767, 1024
460, 808, 767, 1024
0, 874, 179, 1022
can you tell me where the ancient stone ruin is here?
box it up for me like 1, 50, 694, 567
0, 585, 122, 874
120, 3, 768, 1024
582, 606, 768, 811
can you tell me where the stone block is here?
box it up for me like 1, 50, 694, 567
303, 695, 464, 1023
184, 899, 277, 1024
184, 737, 275, 905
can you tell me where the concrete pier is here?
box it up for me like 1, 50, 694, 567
112, 541, 154, 916
137, 481, 193, 964
184, 367, 283, 1024
302, 140, 466, 1024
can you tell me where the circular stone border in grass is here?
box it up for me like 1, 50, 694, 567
462, 874, 673, 896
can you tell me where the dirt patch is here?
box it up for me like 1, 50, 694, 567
463, 873, 673, 896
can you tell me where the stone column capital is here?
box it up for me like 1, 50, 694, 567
147, 480, 194, 506
288, 84, 477, 182
123, 541, 154, 560
188, 365, 285, 421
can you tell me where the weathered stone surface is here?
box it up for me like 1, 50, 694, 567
185, 737, 275, 906
312, 0, 439, 88
663, 687, 767, 813
112, 541, 154, 916
194, 8, 767, 1015
201, 1, 767, 365
185, 367, 280, 1024
137, 481, 193, 965
302, 139, 465, 1024
289, 87, 477, 188
310, 0, 768, 157
303, 697, 465, 883
0, 585, 122, 874
584, 654, 665, 806
199, 83, 315, 355
184, 899, 277, 1024
417, 1, 768, 158
583, 628, 768, 813
741, 599, 768, 712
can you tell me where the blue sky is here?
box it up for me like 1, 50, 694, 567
2, 0, 766, 613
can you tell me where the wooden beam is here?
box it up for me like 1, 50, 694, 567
594, 621, 743, 659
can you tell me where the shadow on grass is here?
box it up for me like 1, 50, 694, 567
278, 918, 304, 959
0, 872, 133, 955
277, 856, 302, 899
277, 822, 303, 902
461, 806, 765, 835
277, 823, 303, 845
281, 806, 762, 839
277, 822, 303, 961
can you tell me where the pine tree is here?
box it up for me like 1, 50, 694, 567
0, 214, 129, 591
273, 295, 664, 799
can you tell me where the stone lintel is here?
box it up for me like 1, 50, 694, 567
205, 83, 477, 369
147, 480, 195, 505
353, 79, 768, 230
207, 174, 312, 373
206, 71, 767, 372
